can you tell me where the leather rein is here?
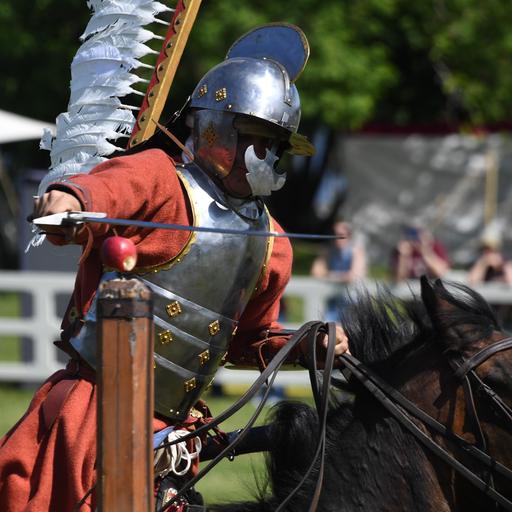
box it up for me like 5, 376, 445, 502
336, 335, 512, 512
159, 328, 512, 512
158, 321, 335, 512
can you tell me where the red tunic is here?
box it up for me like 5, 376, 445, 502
0, 149, 295, 511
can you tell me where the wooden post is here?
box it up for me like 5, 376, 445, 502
97, 278, 154, 511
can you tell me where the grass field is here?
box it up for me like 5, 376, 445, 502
0, 384, 36, 435
196, 393, 275, 504
0, 292, 23, 362
0, 383, 311, 505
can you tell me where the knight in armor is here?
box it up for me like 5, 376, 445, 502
0, 24, 348, 511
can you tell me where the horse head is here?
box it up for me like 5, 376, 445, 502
419, 277, 512, 508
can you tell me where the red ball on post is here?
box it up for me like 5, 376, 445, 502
101, 236, 137, 272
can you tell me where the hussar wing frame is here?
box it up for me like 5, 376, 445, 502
30, 0, 202, 250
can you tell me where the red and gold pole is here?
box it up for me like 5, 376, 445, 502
128, 0, 202, 148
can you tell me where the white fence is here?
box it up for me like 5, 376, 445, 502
0, 271, 74, 382
1, 270, 512, 386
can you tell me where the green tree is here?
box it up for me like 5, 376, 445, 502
429, 0, 512, 125
181, 0, 512, 128
0, 0, 89, 122
177, 0, 396, 130
2, 0, 512, 146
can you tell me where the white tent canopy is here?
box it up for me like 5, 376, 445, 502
0, 109, 55, 144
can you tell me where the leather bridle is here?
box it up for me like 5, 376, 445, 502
336, 334, 512, 512
454, 336, 512, 380
453, 335, 512, 439
451, 336, 512, 450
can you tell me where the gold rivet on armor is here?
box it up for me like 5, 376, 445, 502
159, 330, 173, 345
166, 301, 182, 318
198, 84, 208, 97
215, 87, 227, 102
198, 349, 210, 365
209, 320, 220, 336
184, 378, 197, 392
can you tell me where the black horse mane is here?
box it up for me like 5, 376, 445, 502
340, 279, 499, 368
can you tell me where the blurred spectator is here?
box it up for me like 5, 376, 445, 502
311, 220, 367, 321
391, 224, 450, 281
311, 221, 367, 283
468, 235, 512, 286
468, 233, 512, 327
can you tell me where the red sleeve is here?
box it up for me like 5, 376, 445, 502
226, 218, 301, 368
50, 149, 193, 335
47, 148, 192, 269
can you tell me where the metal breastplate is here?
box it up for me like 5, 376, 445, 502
140, 163, 270, 421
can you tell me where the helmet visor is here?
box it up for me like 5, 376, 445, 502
233, 115, 315, 157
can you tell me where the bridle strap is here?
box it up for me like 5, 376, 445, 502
452, 335, 512, 444
454, 336, 512, 379
470, 371, 512, 424
460, 374, 488, 450
450, 338, 512, 504
448, 357, 488, 452
157, 321, 320, 455
338, 353, 512, 480
337, 353, 512, 511
275, 322, 337, 512
157, 321, 333, 512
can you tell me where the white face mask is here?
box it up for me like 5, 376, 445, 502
244, 142, 286, 196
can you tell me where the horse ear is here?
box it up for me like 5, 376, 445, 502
420, 276, 453, 333
420, 275, 438, 318
422, 277, 493, 348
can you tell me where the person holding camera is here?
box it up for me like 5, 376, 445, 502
391, 224, 450, 282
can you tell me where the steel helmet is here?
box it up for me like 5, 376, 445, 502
187, 23, 315, 194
